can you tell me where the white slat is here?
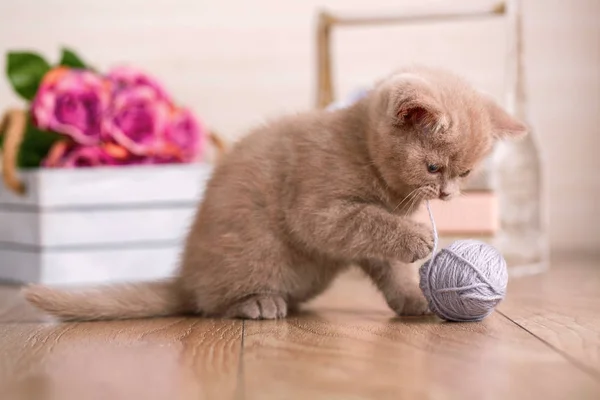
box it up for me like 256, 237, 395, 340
0, 247, 180, 285
0, 163, 213, 207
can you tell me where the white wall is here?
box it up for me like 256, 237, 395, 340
1, 0, 598, 252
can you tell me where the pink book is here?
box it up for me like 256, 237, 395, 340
412, 191, 498, 236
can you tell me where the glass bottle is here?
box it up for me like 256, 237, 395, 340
492, 0, 549, 276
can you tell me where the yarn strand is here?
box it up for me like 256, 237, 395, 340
425, 200, 439, 262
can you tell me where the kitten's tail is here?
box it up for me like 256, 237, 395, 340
22, 279, 191, 321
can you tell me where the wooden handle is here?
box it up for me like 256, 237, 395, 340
314, 3, 507, 109
316, 11, 335, 109
208, 131, 227, 157
0, 109, 27, 195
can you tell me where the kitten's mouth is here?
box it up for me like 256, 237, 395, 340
421, 186, 439, 201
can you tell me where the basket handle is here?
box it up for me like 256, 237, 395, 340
316, 11, 335, 109
208, 130, 227, 159
0, 109, 27, 195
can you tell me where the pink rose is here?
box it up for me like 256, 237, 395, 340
103, 86, 171, 155
42, 143, 118, 168
60, 146, 118, 168
150, 154, 184, 164
107, 66, 171, 102
164, 108, 205, 162
123, 154, 184, 165
32, 67, 110, 145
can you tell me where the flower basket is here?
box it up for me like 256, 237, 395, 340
0, 49, 226, 285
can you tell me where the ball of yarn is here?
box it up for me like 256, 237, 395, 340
419, 239, 508, 322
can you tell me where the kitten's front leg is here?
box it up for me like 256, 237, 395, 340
359, 259, 430, 316
291, 201, 434, 263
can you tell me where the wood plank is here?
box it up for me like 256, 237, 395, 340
1, 255, 599, 399
241, 271, 600, 400
0, 286, 242, 400
499, 253, 600, 377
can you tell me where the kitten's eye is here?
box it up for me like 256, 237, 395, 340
459, 170, 471, 178
427, 164, 441, 173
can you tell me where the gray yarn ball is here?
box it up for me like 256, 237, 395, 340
419, 239, 508, 322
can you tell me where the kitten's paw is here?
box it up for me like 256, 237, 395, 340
399, 221, 434, 263
388, 293, 431, 316
224, 294, 288, 320
398, 294, 432, 316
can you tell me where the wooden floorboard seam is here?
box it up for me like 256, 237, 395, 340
497, 309, 600, 382
235, 320, 247, 400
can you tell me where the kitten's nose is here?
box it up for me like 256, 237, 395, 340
439, 191, 450, 200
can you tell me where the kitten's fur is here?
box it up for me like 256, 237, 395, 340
23, 67, 527, 321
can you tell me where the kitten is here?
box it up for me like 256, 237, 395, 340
23, 66, 527, 321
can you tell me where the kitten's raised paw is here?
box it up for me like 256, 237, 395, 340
400, 221, 435, 263
225, 294, 288, 320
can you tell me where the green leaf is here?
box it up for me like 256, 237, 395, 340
59, 48, 87, 69
6, 52, 51, 100
17, 114, 63, 168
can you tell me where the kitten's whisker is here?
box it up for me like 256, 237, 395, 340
406, 191, 421, 214
406, 196, 418, 215
406, 189, 424, 215
405, 189, 425, 214
392, 188, 419, 213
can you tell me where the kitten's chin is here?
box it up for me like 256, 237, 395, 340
439, 194, 456, 201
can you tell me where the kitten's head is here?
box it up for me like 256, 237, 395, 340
366, 66, 527, 203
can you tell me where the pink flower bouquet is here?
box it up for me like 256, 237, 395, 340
4, 48, 207, 168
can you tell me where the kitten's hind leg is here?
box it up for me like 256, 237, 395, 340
359, 259, 430, 316
224, 293, 288, 320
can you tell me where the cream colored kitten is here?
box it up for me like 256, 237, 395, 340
24, 66, 527, 320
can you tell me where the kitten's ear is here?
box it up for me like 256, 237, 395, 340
397, 101, 444, 131
388, 75, 446, 133
483, 96, 528, 140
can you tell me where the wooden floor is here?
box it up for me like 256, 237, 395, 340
1, 255, 599, 399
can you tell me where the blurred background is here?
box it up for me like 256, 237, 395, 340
0, 0, 598, 255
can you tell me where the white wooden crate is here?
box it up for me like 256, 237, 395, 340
0, 163, 213, 285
